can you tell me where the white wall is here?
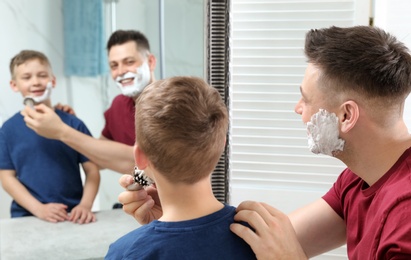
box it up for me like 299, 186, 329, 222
0, 0, 204, 219
374, 0, 411, 128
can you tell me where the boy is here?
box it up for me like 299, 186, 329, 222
0, 50, 100, 224
105, 77, 256, 259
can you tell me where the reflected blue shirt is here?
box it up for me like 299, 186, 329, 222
0, 110, 91, 217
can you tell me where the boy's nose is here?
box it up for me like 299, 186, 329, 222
31, 78, 42, 86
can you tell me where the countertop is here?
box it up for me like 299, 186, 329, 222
0, 209, 140, 260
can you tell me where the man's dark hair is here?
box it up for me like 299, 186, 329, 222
106, 30, 150, 53
305, 26, 411, 100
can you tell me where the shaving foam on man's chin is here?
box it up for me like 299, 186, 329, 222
23, 82, 53, 108
115, 62, 151, 97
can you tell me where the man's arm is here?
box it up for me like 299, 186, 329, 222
21, 104, 134, 174
289, 198, 346, 258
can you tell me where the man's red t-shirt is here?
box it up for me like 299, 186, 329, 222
323, 147, 411, 259
102, 95, 135, 146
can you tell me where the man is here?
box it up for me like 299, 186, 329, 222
118, 26, 411, 259
22, 30, 156, 174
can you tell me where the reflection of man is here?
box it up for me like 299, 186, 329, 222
22, 30, 156, 174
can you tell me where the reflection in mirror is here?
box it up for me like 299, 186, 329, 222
0, 0, 205, 219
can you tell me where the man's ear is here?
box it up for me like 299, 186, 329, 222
147, 54, 156, 72
9, 80, 19, 93
134, 144, 149, 170
340, 100, 359, 133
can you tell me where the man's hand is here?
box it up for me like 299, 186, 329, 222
118, 174, 162, 224
54, 102, 76, 115
21, 104, 68, 140
34, 203, 69, 223
230, 201, 308, 260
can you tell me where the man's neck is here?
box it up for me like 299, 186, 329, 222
340, 122, 411, 186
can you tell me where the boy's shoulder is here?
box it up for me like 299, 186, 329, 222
1, 112, 25, 130
55, 109, 87, 128
54, 109, 91, 135
55, 109, 82, 122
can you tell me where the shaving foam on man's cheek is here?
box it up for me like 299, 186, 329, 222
306, 109, 345, 156
115, 62, 151, 97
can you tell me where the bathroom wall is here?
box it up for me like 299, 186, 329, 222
374, 0, 411, 128
0, 0, 204, 219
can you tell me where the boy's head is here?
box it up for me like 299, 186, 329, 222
135, 76, 228, 184
9, 50, 55, 102
107, 30, 156, 98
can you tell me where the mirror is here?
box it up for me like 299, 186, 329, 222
0, 0, 205, 218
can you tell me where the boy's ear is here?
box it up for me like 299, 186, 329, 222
51, 76, 57, 88
134, 144, 149, 170
9, 80, 19, 93
340, 100, 359, 133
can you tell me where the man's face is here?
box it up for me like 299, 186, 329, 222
294, 63, 327, 123
10, 59, 53, 98
108, 41, 147, 86
295, 63, 345, 156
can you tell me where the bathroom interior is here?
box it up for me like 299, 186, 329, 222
0, 0, 410, 259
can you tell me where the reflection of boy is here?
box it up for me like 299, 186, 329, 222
0, 50, 100, 224
105, 77, 256, 259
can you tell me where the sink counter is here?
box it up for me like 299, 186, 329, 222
0, 209, 140, 260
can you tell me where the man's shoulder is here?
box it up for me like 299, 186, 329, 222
111, 94, 134, 104
105, 94, 134, 113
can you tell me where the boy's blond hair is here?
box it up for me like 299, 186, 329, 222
10, 50, 52, 79
135, 76, 228, 184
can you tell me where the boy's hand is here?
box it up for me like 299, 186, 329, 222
35, 203, 69, 223
69, 204, 96, 224
118, 174, 162, 224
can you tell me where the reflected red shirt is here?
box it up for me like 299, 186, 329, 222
102, 95, 135, 146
